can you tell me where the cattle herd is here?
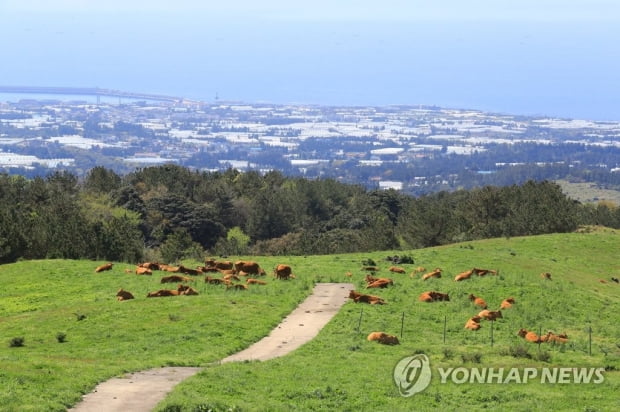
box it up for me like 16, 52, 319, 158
349, 263, 580, 346
94, 259, 295, 302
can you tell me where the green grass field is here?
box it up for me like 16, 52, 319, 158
1, 227, 619, 411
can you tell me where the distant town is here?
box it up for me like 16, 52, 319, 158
2, 91, 620, 195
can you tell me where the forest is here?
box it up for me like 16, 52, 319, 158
1, 164, 619, 264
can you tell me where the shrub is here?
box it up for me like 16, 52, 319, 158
9, 337, 25, 347
56, 332, 67, 343
461, 352, 482, 364
500, 344, 532, 359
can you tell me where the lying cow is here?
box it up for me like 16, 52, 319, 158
540, 272, 552, 280
518, 328, 542, 343
418, 291, 450, 302
468, 293, 488, 309
422, 268, 442, 280
348, 290, 386, 305
454, 269, 474, 281
541, 331, 569, 344
95, 263, 113, 273
478, 309, 502, 321
388, 266, 406, 274
500, 297, 515, 309
367, 332, 400, 345
161, 275, 192, 283
247, 278, 267, 285
135, 267, 152, 276
116, 288, 134, 301
473, 267, 498, 276
464, 315, 482, 330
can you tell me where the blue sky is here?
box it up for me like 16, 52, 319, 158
1, 1, 619, 119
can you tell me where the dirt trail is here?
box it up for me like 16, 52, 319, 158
69, 282, 354, 412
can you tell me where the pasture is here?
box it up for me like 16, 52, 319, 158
1, 227, 619, 411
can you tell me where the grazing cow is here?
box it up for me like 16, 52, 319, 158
454, 269, 474, 282
500, 297, 516, 309
611, 277, 619, 283
135, 267, 153, 276
422, 268, 442, 280
464, 315, 482, 330
234, 261, 263, 276
478, 309, 502, 321
274, 264, 293, 280
389, 266, 406, 274
159, 264, 180, 272
348, 290, 385, 305
367, 332, 400, 345
95, 263, 113, 273
518, 328, 542, 343
161, 275, 192, 283
116, 289, 134, 301
468, 294, 488, 309
227, 283, 248, 291
473, 268, 498, 276
541, 272, 552, 280
419, 291, 450, 302
247, 278, 267, 285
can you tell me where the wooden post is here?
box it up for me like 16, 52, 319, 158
589, 326, 592, 356
400, 312, 405, 339
538, 326, 542, 353
443, 315, 447, 344
357, 308, 363, 333
490, 319, 494, 347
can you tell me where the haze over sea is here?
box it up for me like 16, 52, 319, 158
1, 1, 619, 121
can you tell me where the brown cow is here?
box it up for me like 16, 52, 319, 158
207, 260, 234, 271
227, 283, 249, 291
455, 269, 474, 281
223, 274, 241, 282
541, 272, 552, 280
389, 266, 406, 274
159, 264, 180, 272
500, 297, 516, 309
135, 267, 153, 276
419, 291, 450, 302
177, 265, 201, 276
468, 294, 488, 309
541, 331, 568, 344
518, 328, 542, 343
464, 315, 482, 330
95, 263, 113, 273
161, 275, 192, 283
348, 290, 385, 305
147, 289, 179, 297
367, 332, 400, 345
473, 267, 498, 276
422, 268, 442, 280
139, 262, 160, 270
205, 276, 228, 285
177, 284, 199, 295
247, 278, 267, 285
366, 278, 393, 288
274, 264, 293, 280
478, 309, 502, 321
116, 288, 134, 301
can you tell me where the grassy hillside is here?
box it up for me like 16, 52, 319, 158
1, 227, 619, 411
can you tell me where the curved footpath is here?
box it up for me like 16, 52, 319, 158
69, 282, 354, 412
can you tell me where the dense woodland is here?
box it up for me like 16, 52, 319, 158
1, 165, 619, 264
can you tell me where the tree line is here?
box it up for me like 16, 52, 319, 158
1, 165, 618, 264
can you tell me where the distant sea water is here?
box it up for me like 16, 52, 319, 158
1, 16, 618, 121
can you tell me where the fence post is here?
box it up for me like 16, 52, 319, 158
490, 319, 494, 347
538, 326, 542, 353
400, 312, 405, 339
589, 326, 592, 356
357, 308, 363, 333
443, 315, 447, 344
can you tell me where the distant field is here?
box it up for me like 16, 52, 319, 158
555, 179, 620, 205
1, 228, 619, 411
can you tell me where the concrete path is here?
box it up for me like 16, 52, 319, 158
69, 282, 354, 412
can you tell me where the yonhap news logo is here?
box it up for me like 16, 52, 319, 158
393, 354, 432, 397
393, 353, 605, 397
